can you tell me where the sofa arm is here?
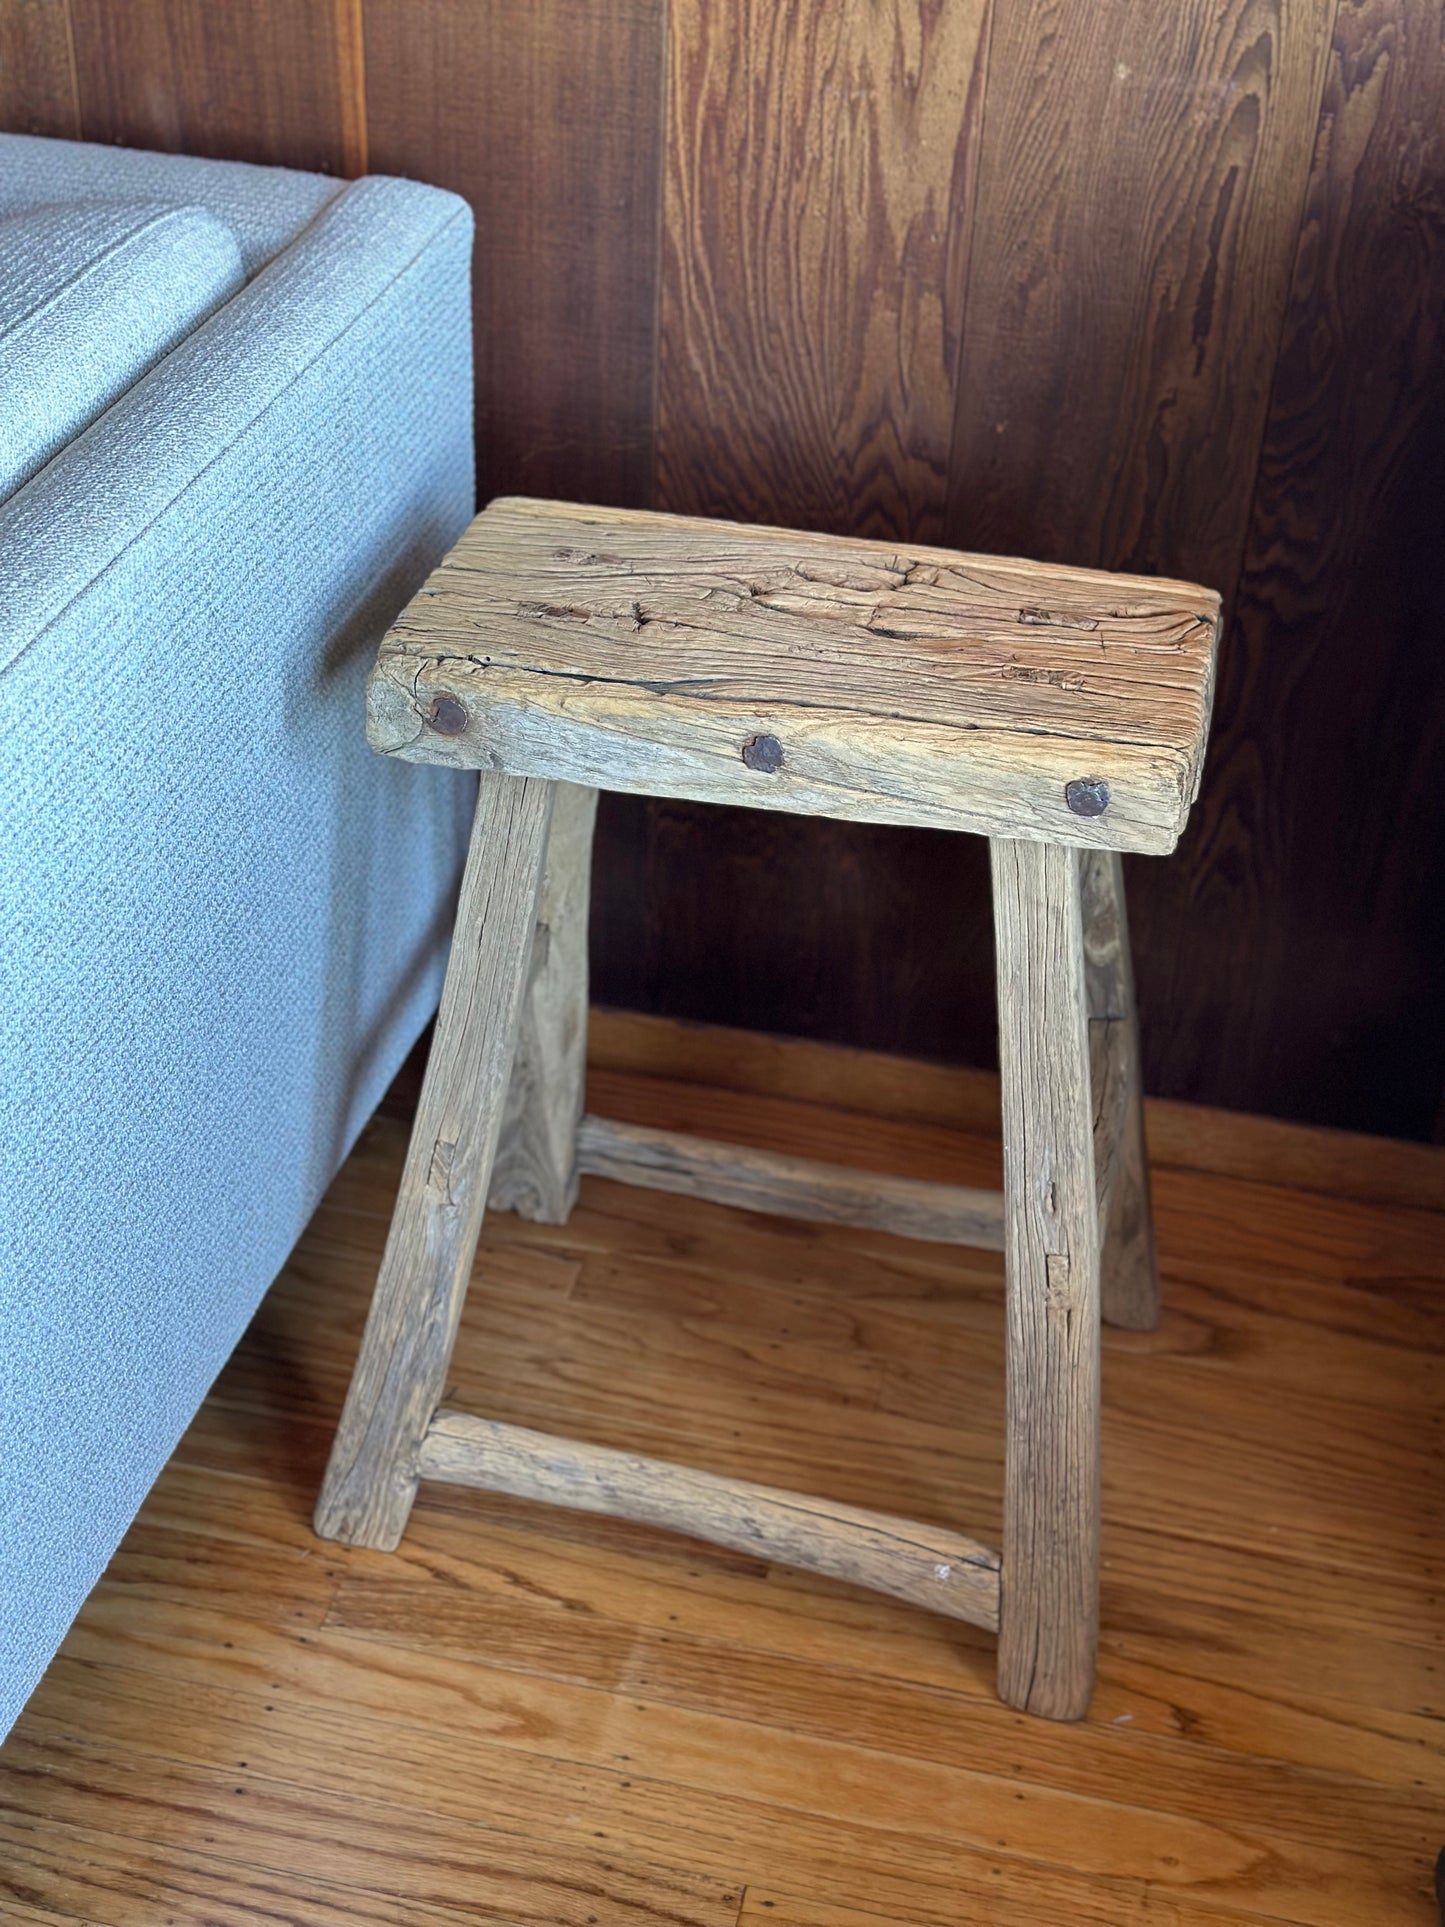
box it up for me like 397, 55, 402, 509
0, 173, 476, 1739
0, 174, 474, 674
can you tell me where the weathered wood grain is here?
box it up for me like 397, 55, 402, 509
370, 498, 1220, 854
314, 773, 552, 1551
657, 0, 990, 542
490, 781, 598, 1224
0, 0, 78, 137
576, 1113, 1007, 1248
361, 0, 665, 508
990, 838, 1101, 1720
420, 1410, 1003, 1631
1082, 850, 1160, 1330
65, 0, 362, 172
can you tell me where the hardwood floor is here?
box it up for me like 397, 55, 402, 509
4, 1012, 1443, 1925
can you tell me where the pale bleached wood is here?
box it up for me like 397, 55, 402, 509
490, 781, 599, 1224
576, 1114, 1006, 1248
314, 773, 554, 1551
1081, 849, 1160, 1331
419, 1410, 1002, 1631
367, 498, 1221, 855
991, 838, 1101, 1721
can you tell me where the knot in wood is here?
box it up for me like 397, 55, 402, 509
742, 733, 784, 774
1065, 777, 1110, 818
426, 693, 469, 737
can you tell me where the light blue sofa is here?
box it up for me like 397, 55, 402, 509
0, 135, 477, 1737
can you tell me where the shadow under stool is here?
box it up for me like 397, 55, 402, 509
315, 496, 1221, 1722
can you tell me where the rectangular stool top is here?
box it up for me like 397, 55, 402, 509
369, 498, 1221, 854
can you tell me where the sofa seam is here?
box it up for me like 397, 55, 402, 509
1, 201, 470, 683
0, 206, 235, 346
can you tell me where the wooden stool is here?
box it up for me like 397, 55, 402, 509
315, 498, 1220, 1721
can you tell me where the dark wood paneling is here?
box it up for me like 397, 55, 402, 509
66, 0, 362, 174
364, 0, 667, 1017
7, 0, 1445, 1134
589, 798, 1000, 1071
945, 0, 1336, 591
622, 0, 995, 1074
657, 0, 989, 538
1141, 0, 1445, 1135
938, 0, 1351, 1112
0, 0, 78, 137
362, 0, 665, 511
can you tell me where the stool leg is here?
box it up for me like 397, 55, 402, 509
489, 782, 599, 1224
991, 838, 1100, 1721
314, 773, 555, 1551
1081, 850, 1160, 1332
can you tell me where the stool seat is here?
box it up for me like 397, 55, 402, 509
368, 498, 1220, 854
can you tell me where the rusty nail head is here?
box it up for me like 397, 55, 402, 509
1065, 777, 1110, 817
742, 733, 784, 773
427, 693, 469, 737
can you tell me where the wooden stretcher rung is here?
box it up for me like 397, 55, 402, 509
575, 1114, 1007, 1249
419, 1410, 1003, 1632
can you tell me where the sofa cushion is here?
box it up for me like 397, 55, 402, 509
0, 200, 244, 501
0, 135, 343, 275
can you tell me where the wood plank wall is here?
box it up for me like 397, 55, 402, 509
4, 0, 1444, 1138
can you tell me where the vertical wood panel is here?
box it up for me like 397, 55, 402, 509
588, 798, 1000, 1073
940, 0, 1366, 1122
66, 0, 361, 174
362, 0, 668, 1032
333, 0, 368, 178
658, 0, 990, 540
1139, 0, 1445, 1134
362, 0, 665, 510
624, 0, 995, 1078
0, 0, 78, 137
5, 0, 1444, 1134
946, 0, 1337, 591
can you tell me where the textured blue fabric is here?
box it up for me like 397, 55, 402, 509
0, 134, 342, 274
0, 200, 245, 501
0, 161, 476, 1738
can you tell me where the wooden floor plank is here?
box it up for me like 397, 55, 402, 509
0, 1817, 490, 1927
8, 1672, 1156, 1927
17, 1648, 1429, 1927
1, 1905, 83, 1927
4, 1022, 1442, 1927
105, 1461, 1443, 1795
210, 1186, 1444, 1597
0, 1723, 741, 1927
739, 1896, 946, 1927
587, 1009, 1445, 1211
36, 1593, 1435, 1927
